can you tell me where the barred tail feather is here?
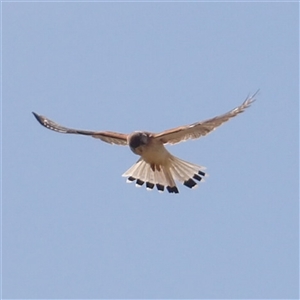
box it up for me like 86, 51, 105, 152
168, 156, 206, 189
122, 155, 206, 194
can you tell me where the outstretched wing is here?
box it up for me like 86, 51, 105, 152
153, 92, 257, 145
32, 112, 128, 145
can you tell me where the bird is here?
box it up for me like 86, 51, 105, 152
32, 92, 257, 194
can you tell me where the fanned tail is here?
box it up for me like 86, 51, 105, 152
122, 155, 206, 194
168, 156, 206, 189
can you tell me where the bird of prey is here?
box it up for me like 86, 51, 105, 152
33, 92, 257, 194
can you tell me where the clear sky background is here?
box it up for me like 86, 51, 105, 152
2, 2, 299, 299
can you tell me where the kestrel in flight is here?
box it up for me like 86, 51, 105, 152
33, 92, 257, 194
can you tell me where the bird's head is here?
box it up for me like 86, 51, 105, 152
129, 132, 150, 154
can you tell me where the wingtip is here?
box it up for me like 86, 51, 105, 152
247, 89, 260, 103
32, 111, 38, 118
32, 111, 45, 126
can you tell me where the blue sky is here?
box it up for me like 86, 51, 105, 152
2, 2, 299, 299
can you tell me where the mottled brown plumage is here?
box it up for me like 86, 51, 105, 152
33, 92, 257, 193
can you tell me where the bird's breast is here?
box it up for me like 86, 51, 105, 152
138, 141, 170, 166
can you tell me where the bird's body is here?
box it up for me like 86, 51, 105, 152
129, 132, 169, 166
33, 92, 257, 194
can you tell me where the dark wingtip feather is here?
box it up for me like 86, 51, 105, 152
32, 112, 45, 126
